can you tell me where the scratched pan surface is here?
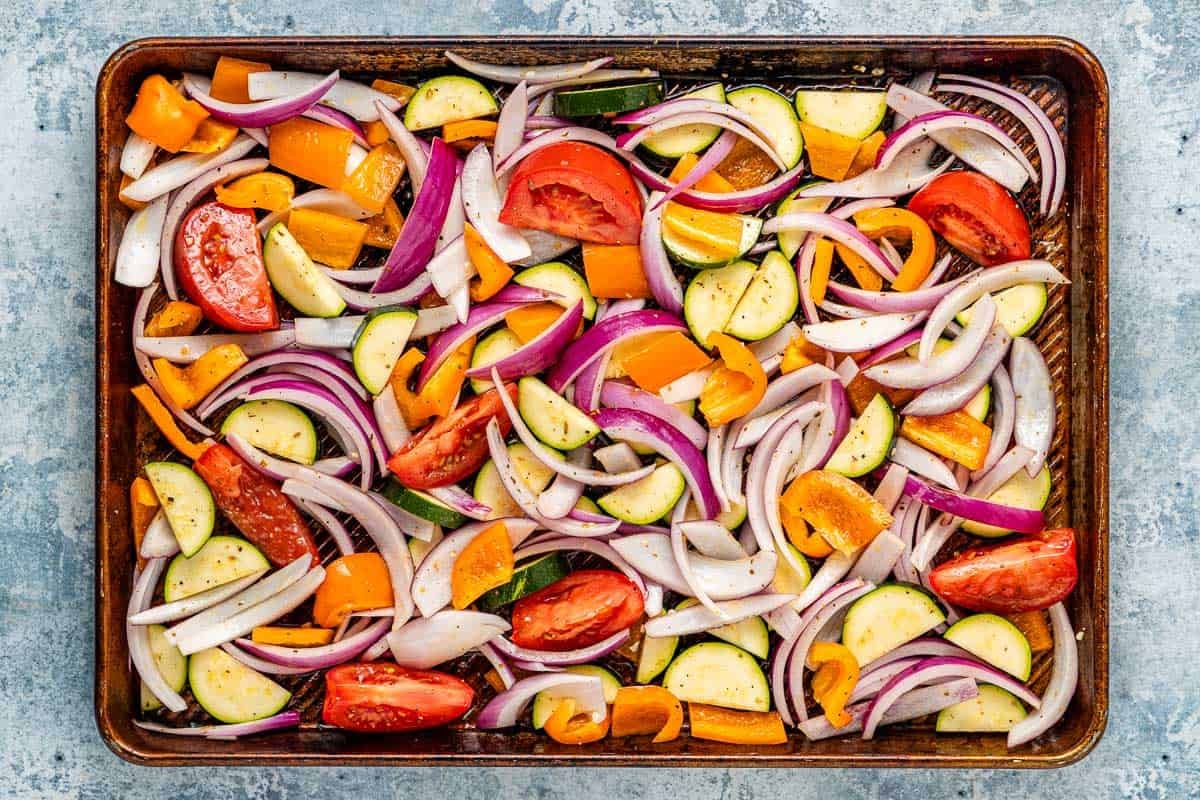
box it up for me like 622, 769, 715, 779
94, 36, 1108, 768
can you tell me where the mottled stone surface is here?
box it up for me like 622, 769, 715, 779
1, 1, 1196, 797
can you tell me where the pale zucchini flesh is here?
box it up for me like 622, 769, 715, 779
936, 684, 1028, 733
727, 86, 804, 168
824, 393, 896, 477
597, 463, 685, 525
944, 613, 1033, 680
220, 399, 319, 465
683, 260, 757, 346
841, 583, 946, 665
961, 465, 1052, 538
188, 647, 291, 724
517, 376, 600, 450
139, 624, 188, 712
162, 535, 270, 602
470, 328, 523, 394
636, 633, 679, 684
262, 223, 347, 318
663, 642, 770, 711
144, 462, 216, 558
531, 665, 621, 728
725, 250, 799, 341
513, 262, 598, 320
793, 90, 888, 139
641, 83, 727, 157
676, 599, 771, 659
351, 307, 418, 395
405, 75, 498, 131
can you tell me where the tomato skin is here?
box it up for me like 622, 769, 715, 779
511, 570, 644, 652
387, 385, 517, 489
322, 663, 474, 733
193, 443, 319, 567
929, 528, 1078, 613
907, 171, 1031, 266
499, 142, 642, 245
175, 201, 279, 332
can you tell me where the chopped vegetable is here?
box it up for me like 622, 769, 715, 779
623, 331, 712, 394
363, 198, 405, 249
451, 521, 514, 609
312, 553, 395, 627
900, 410, 993, 471
129, 384, 210, 461
180, 118, 239, 154
688, 704, 788, 745
853, 207, 936, 291
667, 153, 735, 193
144, 301, 203, 338
287, 207, 369, 269
806, 641, 860, 727
581, 242, 652, 299
268, 117, 354, 189
153, 344, 248, 410
783, 469, 893, 555
798, 122, 861, 181
699, 333, 766, 426
209, 56, 271, 104
465, 222, 515, 302
544, 698, 611, 744
342, 142, 407, 213
125, 75, 209, 153
251, 627, 335, 647
610, 686, 684, 742
215, 172, 296, 212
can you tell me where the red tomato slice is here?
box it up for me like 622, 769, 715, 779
175, 201, 279, 332
499, 142, 643, 245
907, 171, 1032, 267
928, 528, 1078, 613
511, 569, 644, 652
193, 443, 319, 567
386, 385, 517, 490
322, 662, 474, 733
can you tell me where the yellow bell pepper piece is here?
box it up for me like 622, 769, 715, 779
846, 131, 886, 179
450, 521, 514, 609
388, 339, 475, 429
810, 237, 834, 304
215, 173, 296, 213
622, 331, 713, 394
610, 686, 683, 743
806, 642, 860, 728
152, 344, 248, 410
544, 698, 611, 745
465, 222, 514, 302
342, 142, 407, 214
180, 118, 239, 154
312, 553, 394, 628
144, 301, 203, 338
661, 202, 745, 261
363, 198, 405, 250
834, 242, 884, 292
667, 153, 736, 193
125, 75, 209, 153
798, 122, 862, 181
852, 207, 937, 292
251, 626, 335, 647
688, 704, 788, 745
287, 207, 368, 269
130, 476, 160, 568
699, 333, 767, 426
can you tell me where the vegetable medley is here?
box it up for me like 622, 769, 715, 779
117, 51, 1079, 748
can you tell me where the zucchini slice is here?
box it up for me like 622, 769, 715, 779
554, 82, 663, 117
473, 443, 560, 518
825, 393, 897, 477
956, 283, 1047, 338
727, 86, 804, 169
841, 583, 946, 665
188, 647, 291, 724
793, 90, 889, 139
378, 481, 467, 529
475, 552, 569, 612
663, 212, 763, 269
517, 376, 600, 450
683, 260, 757, 346
663, 642, 770, 711
220, 399, 318, 465
351, 306, 418, 395
641, 83, 727, 158
769, 542, 813, 597
936, 684, 1028, 733
725, 250, 800, 341
597, 463, 686, 525
961, 465, 1052, 538
470, 328, 523, 394
513, 261, 597, 320
139, 624, 188, 712
776, 183, 833, 259
162, 535, 270, 602
944, 613, 1033, 680
676, 599, 771, 660
405, 75, 498, 131
636, 633, 679, 684
262, 223, 347, 318
531, 665, 621, 728
144, 462, 216, 558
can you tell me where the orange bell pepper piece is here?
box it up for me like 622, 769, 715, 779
180, 118, 239, 154
364, 198, 405, 249
1006, 610, 1053, 653
853, 208, 936, 292
125, 75, 210, 153
129, 384, 210, 462
798, 122, 862, 181
810, 238, 834, 304
152, 344, 249, 410
388, 349, 429, 429
687, 704, 788, 745
845, 375, 915, 416
363, 120, 390, 147
215, 172, 296, 213
667, 153, 736, 193
506, 303, 574, 344
610, 686, 684, 743
581, 243, 652, 300
144, 301, 203, 338
209, 56, 271, 104
464, 222, 514, 302
715, 136, 778, 190
783, 470, 894, 555
443, 119, 499, 145
900, 411, 992, 471
371, 78, 416, 106
699, 333, 767, 426
312, 553, 394, 628
342, 142, 407, 214
779, 499, 834, 558
451, 521, 514, 609
661, 202, 746, 262
130, 476, 160, 568
388, 339, 474, 428
622, 331, 713, 394
806, 642, 860, 728
846, 131, 886, 179
834, 242, 884, 292
286, 208, 369, 269
544, 698, 611, 745
780, 332, 828, 375
119, 173, 150, 211
251, 626, 335, 647
268, 117, 354, 189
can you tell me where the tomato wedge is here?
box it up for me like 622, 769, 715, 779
322, 662, 474, 733
907, 171, 1031, 267
386, 384, 517, 489
175, 201, 279, 332
511, 569, 644, 652
192, 443, 319, 567
928, 528, 1078, 613
499, 142, 642, 245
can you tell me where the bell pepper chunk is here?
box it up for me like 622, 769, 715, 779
152, 344, 249, 410
799, 122, 862, 181
464, 222, 514, 302
582, 243, 653, 300
900, 410, 992, 471
845, 373, 916, 416
810, 238, 835, 304
388, 339, 474, 429
363, 120, 390, 147
780, 332, 828, 375
312, 553, 394, 628
667, 153, 736, 193
371, 78, 416, 106
622, 331, 713, 395
364, 198, 405, 250
544, 698, 611, 745
834, 242, 884, 292
661, 202, 745, 261
505, 302, 577, 344
209, 56, 271, 104
129, 384, 210, 462
783, 469, 893, 555
779, 498, 834, 558
688, 704, 788, 745
215, 172, 296, 213
144, 301, 203, 338
342, 142, 407, 214
846, 131, 886, 179
443, 119, 499, 145
853, 208, 936, 292
1006, 610, 1053, 653
125, 75, 210, 153
251, 626, 335, 647
699, 333, 766, 426
450, 521, 514, 609
268, 117, 354, 189
610, 686, 684, 743
180, 118, 240, 154
130, 476, 160, 568
287, 207, 369, 269
806, 641, 860, 728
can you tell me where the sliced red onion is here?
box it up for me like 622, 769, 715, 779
639, 191, 684, 315
476, 672, 607, 729
384, 610, 510, 669
749, 321, 802, 363
425, 236, 474, 321
303, 103, 369, 147
786, 579, 875, 722
618, 112, 785, 171
137, 510, 179, 559
462, 144, 531, 262
220, 642, 315, 675
127, 559, 188, 712
294, 315, 363, 349
373, 385, 410, 453
609, 533, 777, 600
135, 328, 295, 365
115, 193, 170, 289
873, 465, 910, 513
890, 438, 959, 488
225, 437, 416, 628
765, 211, 897, 282
818, 299, 876, 320
514, 537, 647, 597
889, 499, 922, 584
267, 366, 387, 472
671, 522, 724, 615
547, 310, 686, 392
491, 629, 629, 666
974, 364, 1016, 480
878, 110, 1038, 191
885, 84, 1029, 193
185, 70, 339, 127
120, 131, 156, 179
428, 484, 493, 521
732, 398, 804, 449
592, 407, 719, 519
133, 285, 214, 434
646, 593, 795, 638
939, 77, 1065, 215
174, 566, 326, 656
122, 135, 257, 203
293, 497, 355, 556
658, 130, 737, 207
445, 51, 613, 84
409, 518, 538, 617
790, 550, 856, 614
135, 710, 302, 739
802, 138, 954, 200
800, 678, 979, 740
599, 381, 706, 449
848, 532, 906, 584
628, 157, 807, 214
615, 98, 778, 145
248, 71, 400, 121
1008, 602, 1077, 746
373, 100, 428, 194
333, 273, 434, 310
536, 448, 589, 519
860, 636, 971, 673
493, 80, 529, 169
197, 349, 366, 419
835, 357, 859, 387
852, 656, 928, 703
827, 271, 976, 314
373, 138, 458, 293
810, 373, 852, 472
802, 312, 927, 355
904, 322, 1011, 416
657, 365, 716, 404
256, 188, 372, 236
526, 68, 660, 98
707, 426, 730, 514
676, 521, 747, 560
864, 294, 996, 389
477, 641, 517, 689
594, 442, 641, 473
468, 303, 584, 381
747, 403, 823, 555
416, 301, 522, 387
1010, 337, 1055, 476
234, 617, 390, 671
864, 655, 1040, 739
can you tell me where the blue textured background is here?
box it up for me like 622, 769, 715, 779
2, 1, 1196, 797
